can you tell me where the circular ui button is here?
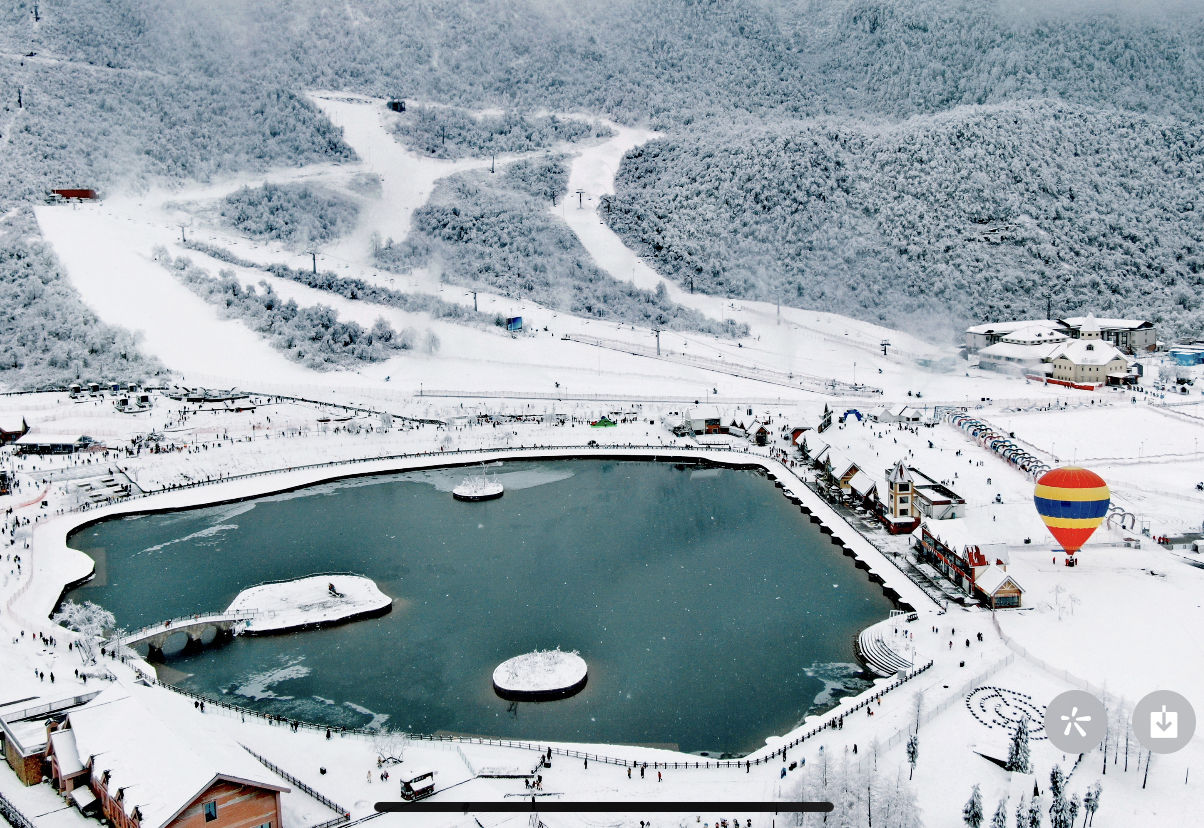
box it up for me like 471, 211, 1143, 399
1044, 690, 1107, 753
1133, 690, 1196, 754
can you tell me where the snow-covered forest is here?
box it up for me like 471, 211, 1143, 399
389, 105, 612, 159
221, 183, 359, 245
374, 164, 746, 337
3, 0, 1204, 382
602, 100, 1204, 340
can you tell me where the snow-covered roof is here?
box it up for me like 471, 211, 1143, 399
688, 405, 722, 421
998, 324, 1068, 345
916, 518, 979, 553
1061, 316, 1149, 331
975, 564, 1023, 596
977, 341, 1061, 363
13, 431, 87, 445
50, 729, 84, 776
69, 786, 97, 810
848, 470, 878, 497
887, 460, 912, 485
965, 319, 1054, 336
1049, 339, 1127, 366
0, 416, 27, 433
67, 688, 288, 828
827, 451, 858, 477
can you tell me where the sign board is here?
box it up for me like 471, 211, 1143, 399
506, 316, 523, 332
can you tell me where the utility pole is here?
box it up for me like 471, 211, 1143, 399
440, 124, 446, 146
490, 153, 495, 174
1047, 294, 1052, 321
309, 252, 317, 274
472, 291, 478, 312
654, 329, 661, 356
179, 225, 186, 244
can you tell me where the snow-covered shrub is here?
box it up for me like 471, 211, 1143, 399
221, 183, 359, 245
375, 170, 747, 338
389, 106, 612, 159
161, 254, 412, 369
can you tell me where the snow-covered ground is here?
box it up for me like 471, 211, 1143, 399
9, 92, 1204, 828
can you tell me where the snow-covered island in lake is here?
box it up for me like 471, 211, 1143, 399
492, 648, 588, 700
453, 472, 504, 501
227, 574, 392, 634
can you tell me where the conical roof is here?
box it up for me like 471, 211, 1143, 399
887, 460, 912, 485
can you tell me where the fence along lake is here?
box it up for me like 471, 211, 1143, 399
67, 460, 895, 755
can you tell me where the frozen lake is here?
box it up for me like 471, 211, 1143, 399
67, 460, 895, 755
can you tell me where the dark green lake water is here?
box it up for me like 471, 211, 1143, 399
67, 460, 893, 755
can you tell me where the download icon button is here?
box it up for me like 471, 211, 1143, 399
1134, 691, 1195, 754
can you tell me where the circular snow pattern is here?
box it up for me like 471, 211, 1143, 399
965, 686, 1046, 738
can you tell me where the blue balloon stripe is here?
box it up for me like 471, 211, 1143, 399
1033, 496, 1110, 520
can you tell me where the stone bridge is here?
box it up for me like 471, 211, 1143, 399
106, 612, 255, 660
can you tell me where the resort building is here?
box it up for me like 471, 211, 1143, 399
913, 520, 1024, 608
0, 415, 28, 445
1045, 339, 1131, 386
908, 468, 966, 520
1, 692, 99, 786
974, 315, 1139, 387
966, 314, 1155, 355
42, 688, 290, 827
881, 461, 919, 534
867, 405, 924, 424
1058, 316, 1156, 352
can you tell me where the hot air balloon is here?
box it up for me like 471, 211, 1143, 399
1034, 466, 1110, 564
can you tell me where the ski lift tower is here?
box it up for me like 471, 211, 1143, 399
880, 339, 891, 357
576, 189, 584, 208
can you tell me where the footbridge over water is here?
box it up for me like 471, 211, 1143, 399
106, 612, 255, 660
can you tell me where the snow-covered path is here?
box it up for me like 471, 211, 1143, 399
35, 204, 323, 386
309, 92, 498, 275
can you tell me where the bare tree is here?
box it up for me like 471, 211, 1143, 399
52, 600, 116, 664
372, 728, 410, 765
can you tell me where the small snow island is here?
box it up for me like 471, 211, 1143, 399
226, 574, 392, 635
452, 473, 504, 502
492, 649, 588, 701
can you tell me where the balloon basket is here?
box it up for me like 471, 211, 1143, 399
1064, 555, 1078, 567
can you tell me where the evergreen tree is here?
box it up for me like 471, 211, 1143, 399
1014, 796, 1026, 828
1007, 720, 1032, 773
1083, 782, 1102, 826
1048, 766, 1066, 823
963, 784, 984, 828
906, 733, 919, 780
991, 798, 1008, 828
1027, 795, 1043, 828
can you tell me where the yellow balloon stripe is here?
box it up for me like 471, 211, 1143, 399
1041, 516, 1106, 529
1033, 484, 1111, 502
